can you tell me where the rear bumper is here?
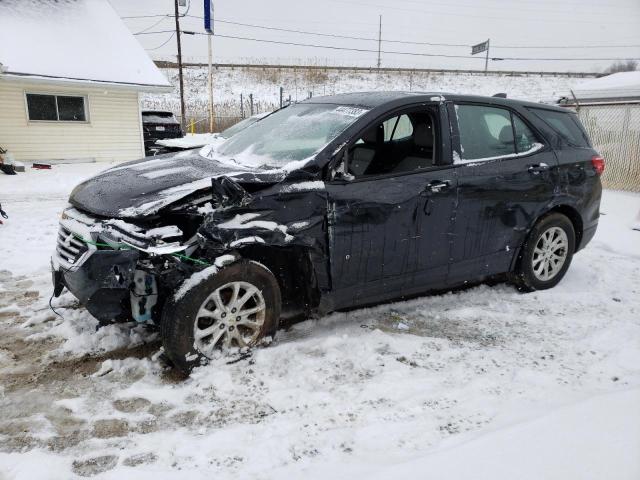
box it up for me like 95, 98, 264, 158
577, 222, 598, 252
52, 249, 139, 322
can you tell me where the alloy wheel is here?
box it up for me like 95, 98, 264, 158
531, 226, 569, 282
193, 281, 266, 357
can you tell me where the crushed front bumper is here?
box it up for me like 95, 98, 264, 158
52, 250, 139, 322
51, 207, 144, 322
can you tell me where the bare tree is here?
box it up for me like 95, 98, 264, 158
603, 60, 638, 75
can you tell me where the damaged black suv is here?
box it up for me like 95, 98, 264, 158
52, 92, 603, 372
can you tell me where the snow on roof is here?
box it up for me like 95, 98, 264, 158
572, 71, 640, 101
0, 0, 171, 90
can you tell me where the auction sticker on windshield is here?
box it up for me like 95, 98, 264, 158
333, 106, 369, 117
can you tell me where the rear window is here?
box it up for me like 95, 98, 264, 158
142, 112, 179, 124
529, 108, 590, 147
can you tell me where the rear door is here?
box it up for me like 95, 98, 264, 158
447, 102, 558, 283
526, 107, 602, 246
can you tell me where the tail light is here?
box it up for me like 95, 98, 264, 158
591, 155, 605, 175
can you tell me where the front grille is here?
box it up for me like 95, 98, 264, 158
56, 224, 89, 268
53, 207, 98, 271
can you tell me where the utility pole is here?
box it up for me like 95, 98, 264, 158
377, 15, 382, 68
485, 38, 490, 73
207, 33, 214, 132
174, 0, 186, 130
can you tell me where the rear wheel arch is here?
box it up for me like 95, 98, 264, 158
511, 211, 576, 291
510, 204, 582, 273
545, 205, 583, 252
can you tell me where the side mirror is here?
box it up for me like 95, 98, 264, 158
331, 148, 353, 182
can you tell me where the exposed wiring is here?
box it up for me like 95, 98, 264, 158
71, 234, 212, 266
49, 294, 64, 318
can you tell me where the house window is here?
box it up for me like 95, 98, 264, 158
26, 93, 87, 122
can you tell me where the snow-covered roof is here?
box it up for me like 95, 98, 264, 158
572, 71, 640, 102
0, 0, 171, 90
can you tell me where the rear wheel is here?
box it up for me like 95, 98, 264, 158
512, 213, 575, 292
161, 260, 281, 373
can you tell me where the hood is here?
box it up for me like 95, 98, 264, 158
69, 150, 286, 219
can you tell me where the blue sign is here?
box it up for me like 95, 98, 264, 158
204, 0, 213, 33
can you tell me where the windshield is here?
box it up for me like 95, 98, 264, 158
209, 103, 368, 169
220, 115, 263, 139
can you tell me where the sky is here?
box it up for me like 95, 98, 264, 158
110, 0, 640, 73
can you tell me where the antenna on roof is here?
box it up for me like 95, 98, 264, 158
492, 93, 507, 98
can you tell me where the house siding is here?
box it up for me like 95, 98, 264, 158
0, 78, 144, 163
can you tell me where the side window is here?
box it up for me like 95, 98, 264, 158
513, 115, 540, 153
529, 108, 590, 147
455, 104, 515, 160
383, 114, 413, 141
346, 110, 436, 178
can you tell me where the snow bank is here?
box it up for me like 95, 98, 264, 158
573, 71, 640, 100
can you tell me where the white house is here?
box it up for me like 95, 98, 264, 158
0, 0, 172, 164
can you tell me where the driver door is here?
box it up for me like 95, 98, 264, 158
325, 106, 458, 309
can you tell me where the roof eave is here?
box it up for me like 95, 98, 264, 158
0, 71, 172, 93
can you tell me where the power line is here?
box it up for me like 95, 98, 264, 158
146, 32, 176, 51
180, 30, 639, 62
182, 14, 640, 50
493, 44, 640, 49
185, 15, 470, 47
192, 31, 479, 58
135, 29, 175, 36
372, 0, 640, 17
134, 16, 169, 35
122, 14, 169, 19
329, 0, 640, 25
127, 13, 640, 50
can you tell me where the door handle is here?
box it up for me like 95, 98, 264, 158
424, 180, 451, 194
528, 163, 550, 174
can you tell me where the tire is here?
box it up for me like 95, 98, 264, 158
512, 213, 576, 292
160, 259, 281, 373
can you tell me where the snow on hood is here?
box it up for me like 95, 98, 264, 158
69, 150, 287, 219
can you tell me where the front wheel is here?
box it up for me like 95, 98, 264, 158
160, 260, 281, 373
512, 213, 576, 292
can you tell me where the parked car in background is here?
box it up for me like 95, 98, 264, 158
52, 92, 603, 373
154, 112, 271, 154
142, 110, 183, 156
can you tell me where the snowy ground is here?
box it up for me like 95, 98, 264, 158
1, 164, 639, 479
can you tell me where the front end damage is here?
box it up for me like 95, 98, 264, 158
52, 205, 200, 323
52, 174, 329, 325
